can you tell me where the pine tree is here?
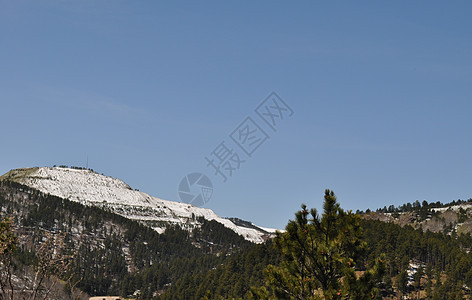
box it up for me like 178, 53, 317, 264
396, 269, 409, 296
260, 189, 385, 299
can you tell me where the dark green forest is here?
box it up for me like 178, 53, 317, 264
1, 181, 472, 299
0, 181, 250, 299
163, 191, 472, 299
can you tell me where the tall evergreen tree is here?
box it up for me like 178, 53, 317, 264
259, 189, 385, 299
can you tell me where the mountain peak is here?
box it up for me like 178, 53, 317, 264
1, 166, 274, 243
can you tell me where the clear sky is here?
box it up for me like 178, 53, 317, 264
2, 1, 472, 229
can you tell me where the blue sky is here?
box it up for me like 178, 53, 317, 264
1, 1, 472, 229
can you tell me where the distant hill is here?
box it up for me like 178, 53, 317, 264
0, 173, 259, 298
2, 167, 472, 299
0, 166, 274, 243
361, 199, 472, 236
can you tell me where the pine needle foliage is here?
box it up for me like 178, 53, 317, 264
259, 189, 385, 299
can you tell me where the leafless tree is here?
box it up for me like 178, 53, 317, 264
0, 219, 83, 300
0, 218, 17, 300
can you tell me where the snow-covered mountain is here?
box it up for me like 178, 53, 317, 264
0, 167, 275, 243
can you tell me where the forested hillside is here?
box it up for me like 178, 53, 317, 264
0, 180, 251, 299
161, 192, 472, 299
363, 198, 472, 237
2, 181, 472, 299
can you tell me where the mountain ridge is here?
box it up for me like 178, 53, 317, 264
361, 199, 472, 236
0, 166, 275, 243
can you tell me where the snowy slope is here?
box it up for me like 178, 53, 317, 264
2, 167, 271, 243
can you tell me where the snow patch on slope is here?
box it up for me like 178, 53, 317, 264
431, 204, 472, 213
15, 167, 268, 243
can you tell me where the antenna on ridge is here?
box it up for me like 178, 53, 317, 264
86, 155, 89, 170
